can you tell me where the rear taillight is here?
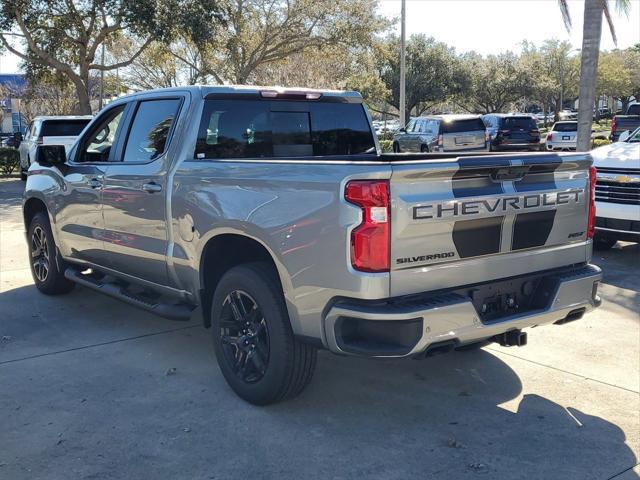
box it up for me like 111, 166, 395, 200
587, 166, 597, 239
546, 133, 553, 141
611, 117, 617, 134
345, 180, 390, 273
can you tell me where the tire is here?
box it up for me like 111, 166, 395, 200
593, 235, 617, 251
27, 211, 75, 295
420, 144, 429, 153
393, 142, 400, 153
20, 166, 27, 181
210, 262, 317, 405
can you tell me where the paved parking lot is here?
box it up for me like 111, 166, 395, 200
1, 177, 638, 480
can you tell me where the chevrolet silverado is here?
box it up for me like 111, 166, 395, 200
23, 86, 602, 404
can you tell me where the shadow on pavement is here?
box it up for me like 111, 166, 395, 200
0, 283, 637, 479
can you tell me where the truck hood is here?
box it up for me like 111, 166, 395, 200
591, 142, 640, 169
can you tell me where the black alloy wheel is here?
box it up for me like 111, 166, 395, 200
219, 290, 270, 383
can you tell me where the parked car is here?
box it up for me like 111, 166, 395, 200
482, 114, 541, 151
18, 115, 92, 180
392, 114, 487, 153
23, 86, 601, 405
590, 126, 640, 249
546, 121, 577, 151
610, 103, 640, 141
1, 132, 22, 148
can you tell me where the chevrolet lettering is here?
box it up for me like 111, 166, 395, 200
413, 190, 584, 220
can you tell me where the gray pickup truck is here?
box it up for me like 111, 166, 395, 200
23, 86, 602, 405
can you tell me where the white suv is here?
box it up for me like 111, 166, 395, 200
590, 127, 640, 249
19, 116, 92, 180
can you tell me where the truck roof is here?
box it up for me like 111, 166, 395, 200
110, 85, 364, 103
32, 115, 94, 121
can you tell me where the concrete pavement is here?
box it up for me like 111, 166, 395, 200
1, 177, 638, 479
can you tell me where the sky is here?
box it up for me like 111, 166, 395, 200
1, 0, 639, 73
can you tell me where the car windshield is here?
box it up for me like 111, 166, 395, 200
552, 122, 577, 132
627, 127, 640, 143
502, 117, 537, 130
40, 119, 91, 137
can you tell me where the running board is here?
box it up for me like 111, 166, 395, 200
64, 268, 194, 321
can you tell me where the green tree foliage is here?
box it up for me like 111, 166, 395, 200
458, 51, 530, 114
213, 0, 386, 84
0, 0, 224, 114
369, 34, 464, 120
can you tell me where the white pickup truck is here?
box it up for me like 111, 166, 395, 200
19, 116, 92, 180
590, 126, 640, 249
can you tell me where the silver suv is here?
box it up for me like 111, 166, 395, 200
392, 114, 488, 153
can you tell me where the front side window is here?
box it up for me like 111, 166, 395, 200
78, 106, 125, 163
122, 99, 181, 162
195, 99, 375, 159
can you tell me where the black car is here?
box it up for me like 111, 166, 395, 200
482, 114, 541, 151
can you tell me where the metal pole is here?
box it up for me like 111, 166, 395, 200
98, 43, 105, 110
559, 58, 564, 111
399, 0, 406, 128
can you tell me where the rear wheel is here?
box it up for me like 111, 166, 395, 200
393, 142, 400, 153
420, 144, 429, 153
593, 235, 617, 251
27, 212, 75, 295
210, 262, 317, 405
20, 165, 27, 181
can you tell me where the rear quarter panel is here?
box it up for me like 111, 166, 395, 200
171, 159, 392, 342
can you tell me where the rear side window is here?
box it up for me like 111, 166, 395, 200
552, 122, 577, 132
195, 99, 376, 159
502, 117, 537, 130
122, 98, 181, 162
440, 118, 485, 134
40, 120, 90, 137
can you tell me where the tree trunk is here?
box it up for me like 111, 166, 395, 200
576, 0, 603, 152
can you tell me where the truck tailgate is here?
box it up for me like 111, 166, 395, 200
389, 153, 592, 296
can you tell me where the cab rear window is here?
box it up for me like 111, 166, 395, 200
195, 99, 376, 159
440, 118, 485, 134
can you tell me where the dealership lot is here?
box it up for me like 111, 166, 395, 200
0, 177, 638, 479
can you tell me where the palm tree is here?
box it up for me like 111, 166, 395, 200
557, 0, 631, 151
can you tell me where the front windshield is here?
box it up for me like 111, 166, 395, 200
627, 127, 640, 143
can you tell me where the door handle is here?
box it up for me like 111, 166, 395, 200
142, 182, 162, 193
88, 178, 102, 189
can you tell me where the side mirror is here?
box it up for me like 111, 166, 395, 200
398, 127, 406, 133
618, 130, 631, 142
36, 145, 67, 166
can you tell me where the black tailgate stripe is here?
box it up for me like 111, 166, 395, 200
452, 216, 504, 258
511, 210, 556, 250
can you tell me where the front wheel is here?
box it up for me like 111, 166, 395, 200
420, 144, 429, 153
210, 262, 317, 405
20, 166, 27, 181
27, 212, 75, 295
392, 142, 400, 153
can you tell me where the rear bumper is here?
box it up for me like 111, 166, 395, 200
546, 143, 576, 151
323, 264, 602, 357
